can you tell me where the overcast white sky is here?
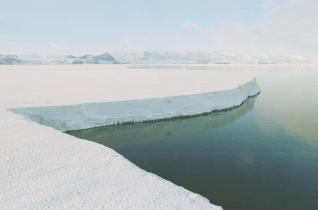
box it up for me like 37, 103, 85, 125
0, 0, 316, 56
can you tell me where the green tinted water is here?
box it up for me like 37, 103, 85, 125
68, 69, 318, 210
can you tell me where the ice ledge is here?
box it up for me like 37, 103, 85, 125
10, 78, 260, 132
1, 66, 262, 210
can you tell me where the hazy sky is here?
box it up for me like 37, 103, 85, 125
0, 0, 316, 55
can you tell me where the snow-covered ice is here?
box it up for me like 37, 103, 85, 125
0, 64, 260, 210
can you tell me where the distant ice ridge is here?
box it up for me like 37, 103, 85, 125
0, 51, 310, 65
111, 51, 308, 64
10, 79, 260, 132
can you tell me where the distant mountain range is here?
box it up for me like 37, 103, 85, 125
0, 53, 118, 65
0, 51, 310, 65
0, 55, 21, 65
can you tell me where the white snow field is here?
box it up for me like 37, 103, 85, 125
0, 64, 260, 210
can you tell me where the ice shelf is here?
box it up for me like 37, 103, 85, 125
0, 64, 261, 210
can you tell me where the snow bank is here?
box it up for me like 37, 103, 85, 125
0, 108, 222, 210
0, 65, 261, 210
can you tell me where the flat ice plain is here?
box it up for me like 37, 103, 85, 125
0, 65, 260, 210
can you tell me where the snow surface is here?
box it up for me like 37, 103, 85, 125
0, 64, 260, 210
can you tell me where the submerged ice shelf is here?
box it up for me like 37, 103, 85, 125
0, 65, 260, 210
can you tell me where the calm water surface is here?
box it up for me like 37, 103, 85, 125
68, 68, 318, 210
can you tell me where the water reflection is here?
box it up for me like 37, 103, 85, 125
68, 96, 256, 148
253, 69, 318, 142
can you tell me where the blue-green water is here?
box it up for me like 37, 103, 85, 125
68, 69, 318, 210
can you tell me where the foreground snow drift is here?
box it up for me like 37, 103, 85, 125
0, 65, 261, 210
